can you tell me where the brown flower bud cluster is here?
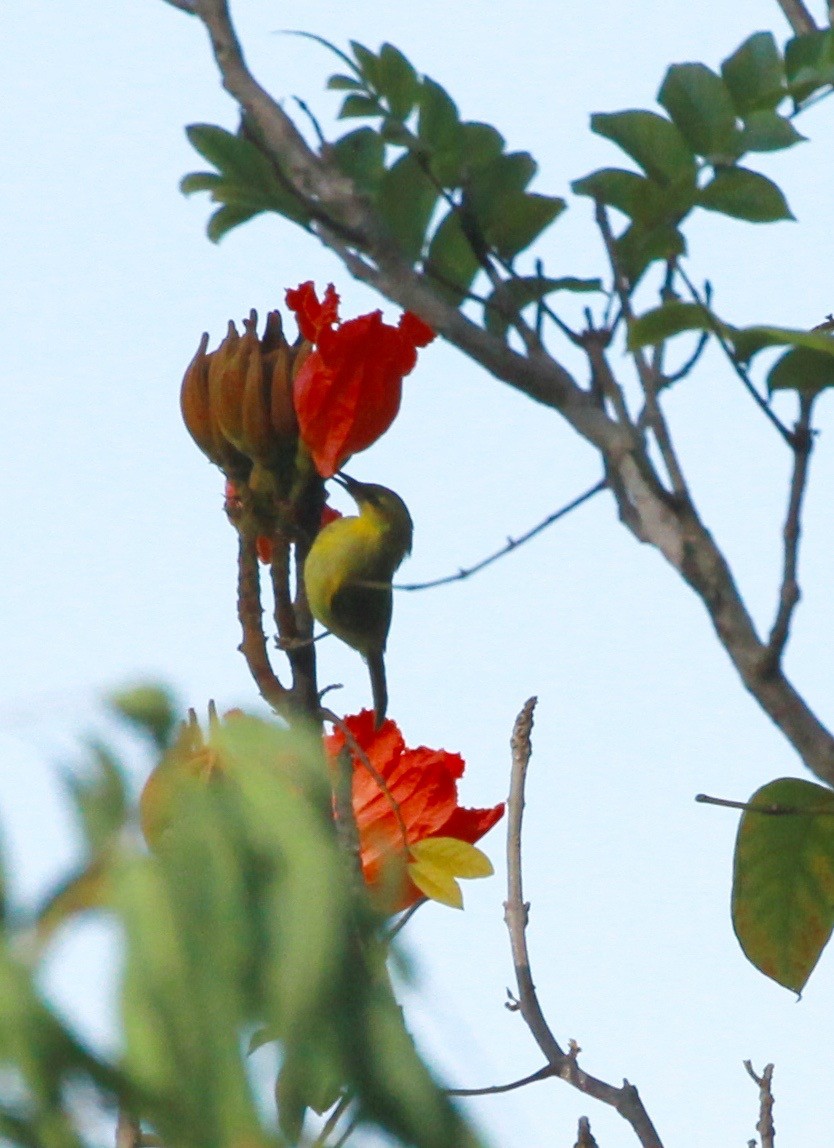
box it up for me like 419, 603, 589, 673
180, 309, 312, 496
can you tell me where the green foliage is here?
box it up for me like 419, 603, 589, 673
768, 347, 834, 392
721, 32, 786, 113
732, 778, 834, 992
658, 64, 739, 159
3, 710, 480, 1147
784, 28, 834, 104
484, 276, 603, 340
697, 167, 793, 222
108, 683, 179, 750
182, 123, 313, 242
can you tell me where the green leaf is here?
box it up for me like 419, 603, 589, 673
349, 40, 380, 88
338, 93, 382, 120
180, 171, 223, 195
376, 43, 419, 119
590, 110, 697, 186
464, 150, 540, 240
424, 209, 481, 306
571, 168, 669, 223
721, 32, 786, 113
785, 29, 834, 103
66, 742, 129, 851
768, 347, 834, 392
627, 301, 727, 349
331, 127, 385, 194
485, 275, 603, 340
658, 63, 740, 158
377, 152, 440, 262
615, 221, 686, 287
109, 683, 178, 750
485, 192, 566, 261
733, 323, 834, 362
698, 167, 793, 222
207, 204, 262, 243
419, 78, 462, 184
737, 110, 805, 153
458, 122, 505, 170
326, 74, 365, 92
732, 777, 834, 992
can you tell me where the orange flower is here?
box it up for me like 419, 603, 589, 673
286, 282, 435, 478
326, 711, 504, 911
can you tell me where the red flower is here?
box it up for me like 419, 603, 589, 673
326, 711, 504, 911
286, 282, 435, 478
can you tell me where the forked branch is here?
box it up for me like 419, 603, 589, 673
503, 699, 664, 1148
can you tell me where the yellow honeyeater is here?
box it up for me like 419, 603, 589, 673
303, 476, 413, 726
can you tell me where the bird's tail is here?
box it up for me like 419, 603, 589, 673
367, 651, 388, 729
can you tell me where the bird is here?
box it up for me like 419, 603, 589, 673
303, 475, 413, 727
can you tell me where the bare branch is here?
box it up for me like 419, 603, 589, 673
503, 700, 665, 1147
697, 791, 834, 816
396, 479, 607, 591
774, 0, 818, 34
744, 1061, 775, 1148
115, 1111, 142, 1148
236, 527, 292, 714
448, 1064, 556, 1097
763, 394, 816, 672
574, 1116, 600, 1148
160, 0, 196, 11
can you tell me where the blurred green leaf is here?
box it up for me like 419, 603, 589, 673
109, 683, 178, 750
737, 110, 805, 153
327, 73, 365, 92
484, 275, 603, 340
419, 78, 462, 183
721, 32, 786, 113
332, 127, 386, 194
424, 209, 481, 306
65, 742, 128, 852
484, 192, 565, 261
349, 40, 380, 88
338, 93, 382, 119
590, 110, 697, 186
627, 301, 727, 349
658, 63, 739, 158
733, 323, 834, 362
698, 167, 793, 222
769, 347, 834, 392
377, 43, 420, 119
570, 166, 695, 227
732, 777, 834, 992
615, 221, 686, 287
206, 204, 262, 243
785, 29, 834, 103
458, 122, 505, 171
377, 152, 440, 262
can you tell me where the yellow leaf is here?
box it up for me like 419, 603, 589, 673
407, 837, 494, 908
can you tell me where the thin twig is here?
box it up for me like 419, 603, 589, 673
115, 1111, 142, 1148
676, 266, 794, 445
503, 700, 664, 1147
396, 479, 607, 591
448, 1064, 556, 1097
744, 1061, 775, 1148
696, 792, 834, 816
774, 0, 817, 34
763, 393, 816, 673
594, 202, 689, 498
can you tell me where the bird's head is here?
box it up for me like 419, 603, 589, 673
335, 474, 413, 560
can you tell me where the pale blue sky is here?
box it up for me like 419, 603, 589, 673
4, 2, 834, 1145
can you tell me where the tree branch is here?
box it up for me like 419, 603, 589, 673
763, 394, 816, 672
773, 0, 817, 34
183, 0, 834, 789
744, 1061, 775, 1148
235, 527, 291, 714
396, 479, 607, 591
503, 700, 665, 1148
